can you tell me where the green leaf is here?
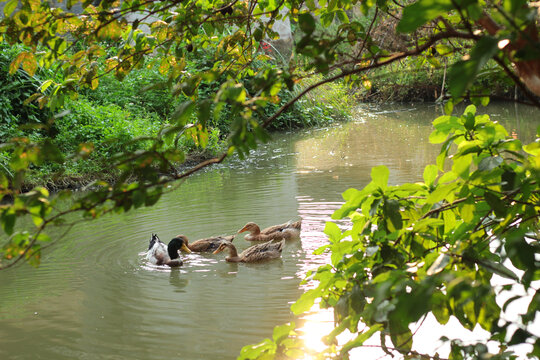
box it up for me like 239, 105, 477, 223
342, 324, 383, 352
3, 0, 18, 17
238, 338, 275, 359
475, 258, 519, 281
291, 288, 319, 314
253, 28, 263, 42
335, 9, 349, 23
41, 139, 64, 163
305, 0, 317, 10
330, 240, 355, 265
383, 199, 402, 231
31, 215, 44, 227
272, 322, 295, 343
36, 233, 51, 243
324, 221, 342, 242
463, 104, 476, 117
452, 153, 473, 179
484, 192, 506, 218
132, 189, 146, 209
444, 98, 454, 115
390, 327, 413, 352
1, 209, 16, 235
426, 182, 458, 205
298, 13, 316, 35
198, 100, 212, 129
509, 328, 533, 346
443, 208, 456, 234
40, 79, 54, 93
523, 142, 540, 156
371, 165, 389, 189
423, 164, 438, 186
397, 0, 453, 33
320, 12, 335, 27
431, 291, 450, 324
448, 37, 500, 98
431, 116, 462, 143
429, 129, 450, 144
171, 100, 195, 126
478, 156, 503, 172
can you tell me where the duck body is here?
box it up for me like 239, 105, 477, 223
172, 234, 235, 253
213, 239, 285, 263
238, 220, 301, 242
146, 234, 191, 267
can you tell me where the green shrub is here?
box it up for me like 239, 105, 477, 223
53, 98, 161, 175
0, 43, 52, 141
83, 65, 178, 119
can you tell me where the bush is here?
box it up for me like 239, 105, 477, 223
0, 43, 52, 141
82, 65, 178, 119
53, 98, 161, 175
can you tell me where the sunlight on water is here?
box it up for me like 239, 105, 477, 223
298, 306, 335, 357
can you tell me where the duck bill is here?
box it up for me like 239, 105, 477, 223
212, 248, 223, 255
237, 225, 249, 234
181, 244, 192, 253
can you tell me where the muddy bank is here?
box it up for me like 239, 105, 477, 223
21, 151, 217, 193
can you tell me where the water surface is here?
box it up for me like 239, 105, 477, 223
0, 103, 537, 359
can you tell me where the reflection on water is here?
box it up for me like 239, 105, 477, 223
0, 103, 537, 359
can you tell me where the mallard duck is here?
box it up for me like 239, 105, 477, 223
237, 220, 301, 241
146, 234, 192, 267
172, 234, 235, 253
213, 239, 285, 263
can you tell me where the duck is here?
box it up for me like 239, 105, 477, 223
171, 234, 235, 253
213, 239, 285, 263
237, 220, 301, 241
146, 234, 192, 267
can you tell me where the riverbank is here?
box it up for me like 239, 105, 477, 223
355, 59, 527, 103
18, 80, 355, 192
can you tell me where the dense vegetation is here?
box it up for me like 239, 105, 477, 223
0, 42, 353, 188
0, 0, 539, 359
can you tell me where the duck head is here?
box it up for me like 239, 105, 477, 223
168, 237, 192, 259
212, 240, 233, 255
237, 222, 260, 235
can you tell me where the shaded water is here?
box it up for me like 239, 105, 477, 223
0, 103, 537, 359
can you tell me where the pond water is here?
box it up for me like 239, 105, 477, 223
0, 103, 537, 359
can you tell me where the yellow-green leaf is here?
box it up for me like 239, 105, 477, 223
4, 0, 18, 17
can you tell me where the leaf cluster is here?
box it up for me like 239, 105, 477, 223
241, 106, 540, 359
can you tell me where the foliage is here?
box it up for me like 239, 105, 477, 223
0, 0, 539, 357
52, 98, 162, 175
82, 64, 179, 118
240, 105, 540, 359
0, 42, 52, 142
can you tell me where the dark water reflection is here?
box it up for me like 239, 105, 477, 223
0, 103, 537, 359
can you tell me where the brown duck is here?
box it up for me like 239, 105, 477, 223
237, 220, 301, 241
213, 239, 285, 263
172, 234, 235, 253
